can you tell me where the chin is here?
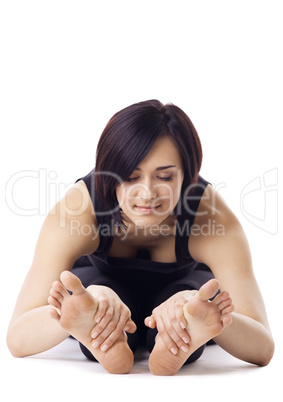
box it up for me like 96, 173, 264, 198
132, 215, 169, 229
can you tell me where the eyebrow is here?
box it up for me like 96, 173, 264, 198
135, 165, 177, 172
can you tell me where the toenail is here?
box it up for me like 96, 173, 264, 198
101, 344, 108, 352
171, 348, 178, 355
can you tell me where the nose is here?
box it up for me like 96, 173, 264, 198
138, 182, 157, 200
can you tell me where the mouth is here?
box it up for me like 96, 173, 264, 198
134, 204, 161, 214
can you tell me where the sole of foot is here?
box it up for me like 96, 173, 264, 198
149, 279, 233, 375
48, 271, 134, 374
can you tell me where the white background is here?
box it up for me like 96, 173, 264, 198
0, 1, 282, 400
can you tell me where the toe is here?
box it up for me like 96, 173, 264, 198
198, 279, 220, 302
214, 291, 229, 305
221, 305, 234, 316
48, 295, 61, 310
48, 305, 61, 320
221, 315, 233, 328
60, 271, 84, 295
217, 298, 232, 312
52, 280, 69, 297
50, 287, 64, 301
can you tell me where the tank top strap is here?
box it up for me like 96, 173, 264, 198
76, 170, 210, 264
175, 175, 210, 261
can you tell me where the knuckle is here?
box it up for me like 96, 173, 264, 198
116, 323, 125, 332
125, 306, 131, 316
157, 326, 166, 336
100, 300, 108, 310
152, 308, 157, 317
98, 297, 108, 306
106, 320, 117, 331
105, 308, 113, 319
94, 335, 104, 345
122, 308, 131, 320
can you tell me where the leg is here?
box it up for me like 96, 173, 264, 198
148, 279, 233, 375
48, 271, 134, 374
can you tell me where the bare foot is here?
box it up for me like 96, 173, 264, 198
48, 271, 134, 374
149, 279, 233, 375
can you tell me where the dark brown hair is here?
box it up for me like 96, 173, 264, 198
95, 99, 202, 225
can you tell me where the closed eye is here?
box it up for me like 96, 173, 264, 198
157, 176, 173, 181
125, 176, 173, 182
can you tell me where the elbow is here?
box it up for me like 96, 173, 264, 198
256, 338, 275, 367
6, 328, 26, 358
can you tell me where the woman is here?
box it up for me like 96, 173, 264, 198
7, 100, 274, 375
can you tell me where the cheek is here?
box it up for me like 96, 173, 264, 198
116, 185, 135, 212
158, 182, 181, 201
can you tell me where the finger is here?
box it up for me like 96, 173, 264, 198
100, 308, 132, 351
91, 310, 120, 350
93, 297, 108, 324
144, 315, 157, 329
155, 317, 180, 355
91, 304, 114, 340
163, 316, 189, 352
124, 318, 137, 333
173, 302, 190, 340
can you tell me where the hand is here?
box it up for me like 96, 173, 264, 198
145, 290, 198, 355
88, 285, 136, 352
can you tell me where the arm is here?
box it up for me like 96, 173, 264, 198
189, 185, 275, 366
6, 180, 100, 357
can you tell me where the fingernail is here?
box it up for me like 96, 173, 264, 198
96, 317, 101, 323
182, 337, 189, 344
101, 344, 108, 352
148, 321, 152, 327
91, 332, 98, 339
171, 348, 178, 355
124, 325, 130, 331
181, 346, 189, 353
180, 322, 186, 329
92, 341, 100, 348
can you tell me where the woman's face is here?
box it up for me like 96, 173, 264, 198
116, 136, 184, 229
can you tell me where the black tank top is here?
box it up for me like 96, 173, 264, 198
75, 169, 210, 276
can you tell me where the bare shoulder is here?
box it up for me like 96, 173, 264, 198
189, 184, 250, 270
39, 179, 99, 260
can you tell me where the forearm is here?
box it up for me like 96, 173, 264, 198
213, 312, 274, 366
7, 306, 69, 357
